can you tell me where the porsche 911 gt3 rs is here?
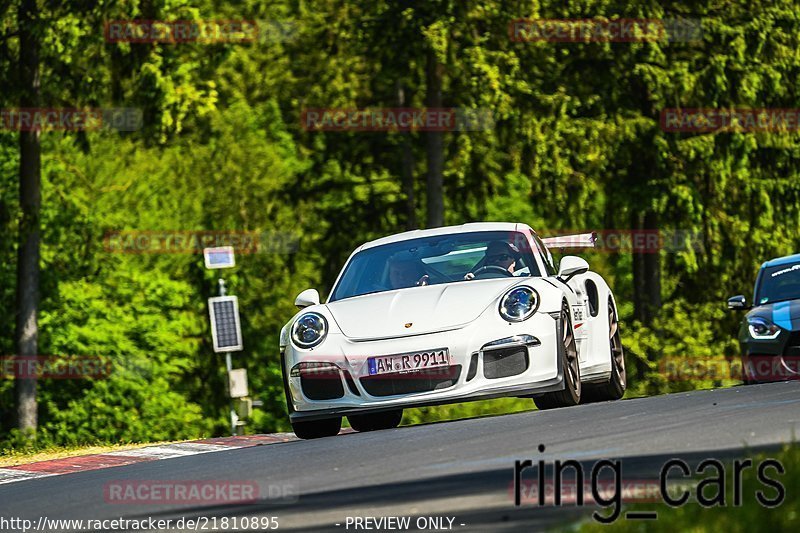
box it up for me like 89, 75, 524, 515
279, 222, 626, 439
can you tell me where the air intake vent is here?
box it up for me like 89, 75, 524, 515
301, 374, 345, 400
483, 347, 528, 379
360, 366, 462, 396
466, 352, 479, 381
344, 371, 361, 396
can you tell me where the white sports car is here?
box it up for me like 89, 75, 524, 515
279, 222, 625, 439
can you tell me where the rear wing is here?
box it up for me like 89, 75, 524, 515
541, 232, 597, 249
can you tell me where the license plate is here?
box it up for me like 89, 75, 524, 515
368, 349, 450, 376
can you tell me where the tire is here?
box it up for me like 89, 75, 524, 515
741, 357, 758, 385
741, 374, 757, 386
582, 298, 627, 402
740, 355, 798, 384
291, 417, 342, 439
534, 302, 581, 410
347, 409, 403, 432
280, 351, 295, 415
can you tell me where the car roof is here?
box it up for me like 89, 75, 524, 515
761, 253, 800, 269
358, 222, 530, 251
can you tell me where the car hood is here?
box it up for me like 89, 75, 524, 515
747, 299, 800, 331
325, 278, 526, 340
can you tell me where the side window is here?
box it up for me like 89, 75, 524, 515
585, 279, 599, 317
753, 268, 763, 305
532, 232, 557, 276
546, 249, 556, 276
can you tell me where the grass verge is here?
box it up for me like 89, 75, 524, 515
0, 441, 179, 468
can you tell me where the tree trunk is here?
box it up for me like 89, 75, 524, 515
424, 48, 444, 228
15, 0, 41, 435
631, 210, 661, 326
642, 210, 662, 321
631, 211, 645, 323
396, 82, 417, 230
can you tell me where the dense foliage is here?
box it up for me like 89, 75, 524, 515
1, 0, 799, 449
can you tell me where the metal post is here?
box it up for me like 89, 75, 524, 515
204, 248, 244, 437
226, 351, 238, 436
218, 278, 238, 436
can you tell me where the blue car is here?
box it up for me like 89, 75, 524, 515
728, 253, 800, 383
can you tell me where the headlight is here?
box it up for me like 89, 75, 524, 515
292, 312, 328, 348
499, 286, 539, 322
747, 317, 781, 339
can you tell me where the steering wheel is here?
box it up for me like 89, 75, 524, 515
471, 265, 514, 278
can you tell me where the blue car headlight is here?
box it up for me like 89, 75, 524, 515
747, 316, 781, 340
499, 286, 539, 322
292, 312, 328, 348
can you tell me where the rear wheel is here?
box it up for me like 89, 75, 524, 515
582, 298, 626, 402
347, 409, 403, 432
534, 303, 581, 410
291, 417, 342, 439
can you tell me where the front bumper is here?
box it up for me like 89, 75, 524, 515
283, 312, 563, 422
738, 325, 800, 381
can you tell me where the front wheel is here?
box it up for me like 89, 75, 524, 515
291, 417, 342, 439
741, 355, 799, 384
347, 410, 403, 432
741, 356, 759, 385
534, 303, 581, 410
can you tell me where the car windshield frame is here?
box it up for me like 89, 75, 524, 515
329, 230, 541, 302
755, 261, 800, 305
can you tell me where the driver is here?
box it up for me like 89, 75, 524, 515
484, 241, 520, 274
387, 258, 427, 289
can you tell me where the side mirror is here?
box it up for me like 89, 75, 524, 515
295, 288, 321, 309
558, 256, 590, 282
727, 295, 747, 310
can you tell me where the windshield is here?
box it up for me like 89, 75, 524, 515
756, 261, 800, 305
329, 231, 541, 302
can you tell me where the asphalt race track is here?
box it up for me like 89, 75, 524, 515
2, 382, 799, 532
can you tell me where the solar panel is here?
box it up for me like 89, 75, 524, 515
204, 246, 236, 269
209, 296, 243, 352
